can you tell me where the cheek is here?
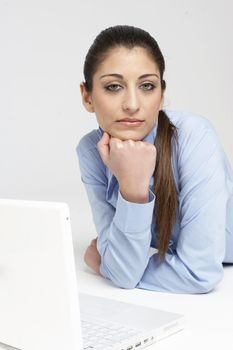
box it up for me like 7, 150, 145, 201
96, 100, 118, 122
95, 101, 113, 117
148, 95, 162, 108
145, 100, 162, 117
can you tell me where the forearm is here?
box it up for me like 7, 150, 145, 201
97, 190, 155, 288
119, 182, 150, 204
99, 223, 151, 288
136, 251, 224, 294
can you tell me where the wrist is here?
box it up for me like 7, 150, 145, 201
119, 187, 150, 204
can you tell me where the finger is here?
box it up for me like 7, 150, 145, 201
90, 238, 97, 246
127, 139, 135, 147
97, 132, 110, 163
110, 137, 124, 149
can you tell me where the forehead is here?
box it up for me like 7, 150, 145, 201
95, 46, 160, 77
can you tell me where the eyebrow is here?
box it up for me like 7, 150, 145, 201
99, 73, 159, 80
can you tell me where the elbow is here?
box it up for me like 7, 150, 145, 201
191, 268, 224, 294
111, 270, 142, 289
195, 282, 216, 294
116, 277, 139, 289
197, 278, 222, 294
100, 262, 142, 289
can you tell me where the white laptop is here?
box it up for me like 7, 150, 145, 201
0, 198, 184, 350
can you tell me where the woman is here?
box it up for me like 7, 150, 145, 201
77, 25, 233, 293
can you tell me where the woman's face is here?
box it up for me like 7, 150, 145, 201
81, 46, 164, 141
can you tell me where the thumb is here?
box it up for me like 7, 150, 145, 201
97, 131, 110, 164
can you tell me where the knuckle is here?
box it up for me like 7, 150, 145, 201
116, 141, 124, 149
136, 141, 144, 148
148, 144, 156, 151
127, 139, 135, 147
110, 138, 120, 148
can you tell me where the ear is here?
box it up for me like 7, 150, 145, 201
80, 82, 94, 113
159, 94, 164, 110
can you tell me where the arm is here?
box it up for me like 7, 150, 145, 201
76, 138, 155, 288
137, 120, 228, 293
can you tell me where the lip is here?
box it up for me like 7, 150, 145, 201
117, 119, 145, 127
117, 118, 144, 122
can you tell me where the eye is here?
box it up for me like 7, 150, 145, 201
104, 84, 121, 92
104, 83, 156, 92
140, 83, 155, 91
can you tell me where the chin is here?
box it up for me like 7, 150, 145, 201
111, 130, 145, 141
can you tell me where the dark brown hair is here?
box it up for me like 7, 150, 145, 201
83, 25, 178, 260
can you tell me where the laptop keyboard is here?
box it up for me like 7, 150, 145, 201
81, 315, 143, 350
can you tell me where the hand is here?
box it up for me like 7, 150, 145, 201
97, 132, 157, 203
84, 238, 101, 275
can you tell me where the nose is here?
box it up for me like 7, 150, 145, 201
122, 87, 140, 113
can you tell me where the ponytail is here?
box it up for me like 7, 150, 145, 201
153, 110, 178, 260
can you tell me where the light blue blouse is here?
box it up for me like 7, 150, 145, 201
76, 110, 233, 293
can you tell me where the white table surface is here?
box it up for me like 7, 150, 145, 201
72, 238, 233, 350
75, 263, 233, 350
1, 242, 233, 350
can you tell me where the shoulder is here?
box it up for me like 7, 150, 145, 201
164, 109, 214, 135
164, 109, 220, 150
76, 128, 107, 182
76, 127, 103, 156
164, 109, 224, 167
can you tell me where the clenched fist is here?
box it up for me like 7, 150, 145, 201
97, 132, 157, 203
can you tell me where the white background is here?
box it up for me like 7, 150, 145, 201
1, 0, 233, 247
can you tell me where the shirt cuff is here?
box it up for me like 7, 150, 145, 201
113, 189, 155, 233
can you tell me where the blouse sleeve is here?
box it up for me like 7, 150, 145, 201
76, 140, 155, 289
137, 118, 228, 293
